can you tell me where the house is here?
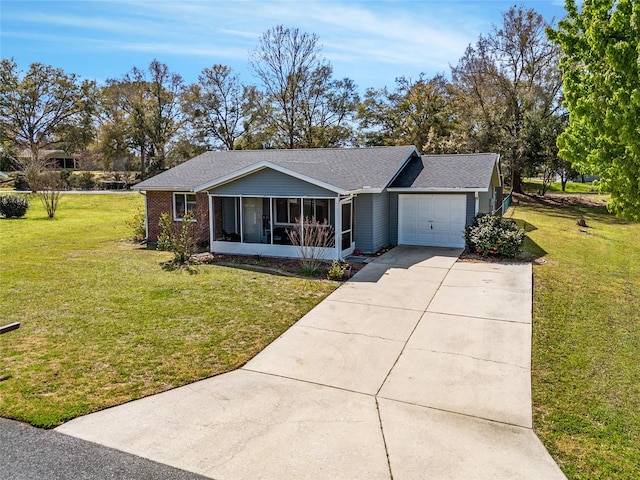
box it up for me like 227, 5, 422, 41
18, 149, 79, 169
133, 146, 502, 260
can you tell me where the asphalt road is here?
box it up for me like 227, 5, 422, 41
0, 418, 208, 480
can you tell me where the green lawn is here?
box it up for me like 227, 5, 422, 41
508, 200, 640, 479
0, 194, 337, 428
521, 178, 598, 194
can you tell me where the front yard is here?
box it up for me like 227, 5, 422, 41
1, 191, 638, 479
0, 194, 337, 427
508, 196, 640, 479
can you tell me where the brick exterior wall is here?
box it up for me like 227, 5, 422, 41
145, 191, 210, 248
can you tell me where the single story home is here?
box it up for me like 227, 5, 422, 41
18, 149, 79, 169
133, 146, 502, 260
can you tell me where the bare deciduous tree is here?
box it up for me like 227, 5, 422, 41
250, 25, 358, 149
182, 64, 256, 150
451, 6, 562, 192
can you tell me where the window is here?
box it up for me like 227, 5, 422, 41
275, 198, 334, 225
275, 198, 301, 224
303, 198, 332, 224
174, 193, 197, 220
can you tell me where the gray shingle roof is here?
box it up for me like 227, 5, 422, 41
389, 153, 500, 190
134, 146, 419, 192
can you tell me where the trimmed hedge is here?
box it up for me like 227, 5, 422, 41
0, 194, 30, 218
465, 213, 525, 258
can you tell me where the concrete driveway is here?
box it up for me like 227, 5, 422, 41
57, 246, 566, 479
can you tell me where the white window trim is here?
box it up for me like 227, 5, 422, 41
173, 192, 197, 222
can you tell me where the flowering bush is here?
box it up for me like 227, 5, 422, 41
465, 214, 525, 258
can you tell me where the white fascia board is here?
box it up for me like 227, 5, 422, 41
193, 160, 347, 195
387, 187, 488, 193
350, 187, 384, 194
132, 186, 194, 192
494, 154, 503, 187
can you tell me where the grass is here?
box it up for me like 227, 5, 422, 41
0, 193, 337, 428
521, 178, 598, 194
507, 199, 640, 479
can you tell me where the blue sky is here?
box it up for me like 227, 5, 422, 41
1, 0, 566, 92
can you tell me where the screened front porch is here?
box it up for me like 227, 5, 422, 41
208, 195, 354, 260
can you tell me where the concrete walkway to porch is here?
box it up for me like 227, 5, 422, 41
57, 246, 566, 479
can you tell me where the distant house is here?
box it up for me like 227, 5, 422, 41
18, 149, 79, 169
133, 146, 502, 260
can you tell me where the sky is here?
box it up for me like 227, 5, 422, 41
1, 0, 567, 93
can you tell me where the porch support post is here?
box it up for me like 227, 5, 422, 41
208, 194, 214, 252
335, 196, 342, 260
143, 193, 149, 241
475, 192, 480, 216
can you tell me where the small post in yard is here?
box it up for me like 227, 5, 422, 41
0, 322, 20, 334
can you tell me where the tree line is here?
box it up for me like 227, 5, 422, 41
1, 3, 638, 220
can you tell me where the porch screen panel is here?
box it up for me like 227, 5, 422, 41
341, 202, 352, 249
216, 197, 240, 241
242, 197, 262, 243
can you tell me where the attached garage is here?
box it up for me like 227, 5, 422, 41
398, 194, 467, 248
388, 153, 502, 250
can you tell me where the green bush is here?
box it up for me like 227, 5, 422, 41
157, 213, 173, 251
327, 260, 349, 280
157, 212, 197, 266
77, 171, 95, 190
465, 213, 525, 258
0, 194, 30, 218
13, 174, 30, 191
125, 207, 147, 242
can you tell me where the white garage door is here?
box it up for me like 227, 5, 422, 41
398, 194, 467, 248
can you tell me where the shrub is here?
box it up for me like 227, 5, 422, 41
157, 212, 197, 266
77, 171, 95, 190
287, 217, 334, 276
35, 172, 64, 219
465, 213, 525, 258
13, 174, 30, 191
327, 260, 349, 280
157, 213, 173, 251
59, 169, 72, 190
126, 207, 147, 242
0, 195, 30, 218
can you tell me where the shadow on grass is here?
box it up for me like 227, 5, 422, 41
160, 261, 199, 275
511, 218, 547, 260
522, 235, 547, 260
536, 204, 625, 227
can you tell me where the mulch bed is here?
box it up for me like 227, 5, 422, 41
194, 253, 366, 280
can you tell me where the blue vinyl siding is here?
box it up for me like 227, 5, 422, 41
354, 194, 373, 253
208, 168, 336, 197
371, 192, 390, 252
353, 193, 390, 254
466, 193, 475, 224
389, 192, 399, 245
